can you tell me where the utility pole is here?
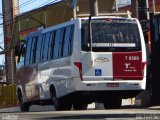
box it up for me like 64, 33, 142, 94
138, 0, 150, 40
152, 0, 155, 13
2, 0, 19, 84
131, 0, 138, 18
89, 0, 98, 16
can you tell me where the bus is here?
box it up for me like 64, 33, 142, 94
16, 15, 147, 111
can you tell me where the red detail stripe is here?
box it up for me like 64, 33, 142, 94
74, 62, 83, 81
114, 76, 143, 80
113, 51, 144, 80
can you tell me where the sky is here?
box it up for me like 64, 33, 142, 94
0, 0, 130, 65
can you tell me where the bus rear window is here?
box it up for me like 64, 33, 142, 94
81, 19, 141, 52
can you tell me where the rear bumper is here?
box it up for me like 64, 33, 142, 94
74, 77, 146, 91
66, 90, 143, 103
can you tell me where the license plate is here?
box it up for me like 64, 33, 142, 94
106, 83, 119, 87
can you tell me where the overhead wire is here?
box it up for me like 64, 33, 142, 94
3, 0, 38, 15
0, 0, 62, 57
0, 0, 38, 28
0, 0, 60, 28
0, 0, 64, 35
0, 0, 62, 60
0, 1, 38, 54
35, 0, 61, 8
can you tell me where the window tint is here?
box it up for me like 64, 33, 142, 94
68, 25, 74, 55
36, 35, 42, 63
19, 44, 26, 64
49, 31, 56, 60
41, 35, 45, 61
24, 24, 75, 65
54, 29, 61, 59
30, 36, 38, 64
63, 26, 74, 56
42, 32, 50, 61
25, 37, 32, 65
59, 28, 65, 57
81, 19, 141, 52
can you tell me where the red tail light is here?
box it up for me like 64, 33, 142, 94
74, 62, 83, 81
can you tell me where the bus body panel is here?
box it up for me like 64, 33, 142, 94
73, 17, 146, 93
113, 51, 144, 80
82, 52, 113, 80
47, 57, 74, 98
16, 16, 147, 107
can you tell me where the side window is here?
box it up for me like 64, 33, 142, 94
68, 25, 74, 55
63, 26, 72, 57
54, 29, 61, 59
30, 36, 38, 64
36, 35, 42, 63
42, 32, 50, 62
19, 43, 26, 64
41, 35, 45, 61
59, 28, 65, 57
49, 31, 56, 60
25, 37, 32, 65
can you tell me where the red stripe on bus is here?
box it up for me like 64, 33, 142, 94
112, 51, 144, 80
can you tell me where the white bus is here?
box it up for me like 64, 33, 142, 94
16, 16, 147, 111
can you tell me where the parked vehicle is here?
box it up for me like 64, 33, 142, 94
15, 14, 147, 111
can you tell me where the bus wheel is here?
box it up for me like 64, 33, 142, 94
55, 98, 72, 111
50, 87, 61, 110
53, 98, 63, 111
103, 98, 122, 109
73, 103, 88, 110
60, 97, 72, 110
50, 86, 72, 111
18, 90, 30, 112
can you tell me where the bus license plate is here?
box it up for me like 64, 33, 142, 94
106, 83, 119, 87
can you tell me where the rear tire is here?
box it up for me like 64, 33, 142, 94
50, 86, 72, 111
73, 103, 88, 110
103, 97, 122, 109
54, 98, 72, 111
18, 90, 30, 112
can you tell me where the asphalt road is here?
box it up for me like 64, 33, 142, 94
1, 107, 160, 120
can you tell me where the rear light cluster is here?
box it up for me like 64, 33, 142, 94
74, 62, 83, 81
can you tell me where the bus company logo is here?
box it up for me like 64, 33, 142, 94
94, 57, 109, 63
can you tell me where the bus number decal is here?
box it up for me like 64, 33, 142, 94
125, 56, 139, 61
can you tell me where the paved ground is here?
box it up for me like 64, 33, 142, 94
0, 99, 134, 113
1, 108, 160, 120
1, 99, 160, 120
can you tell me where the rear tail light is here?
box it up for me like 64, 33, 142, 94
74, 62, 83, 81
